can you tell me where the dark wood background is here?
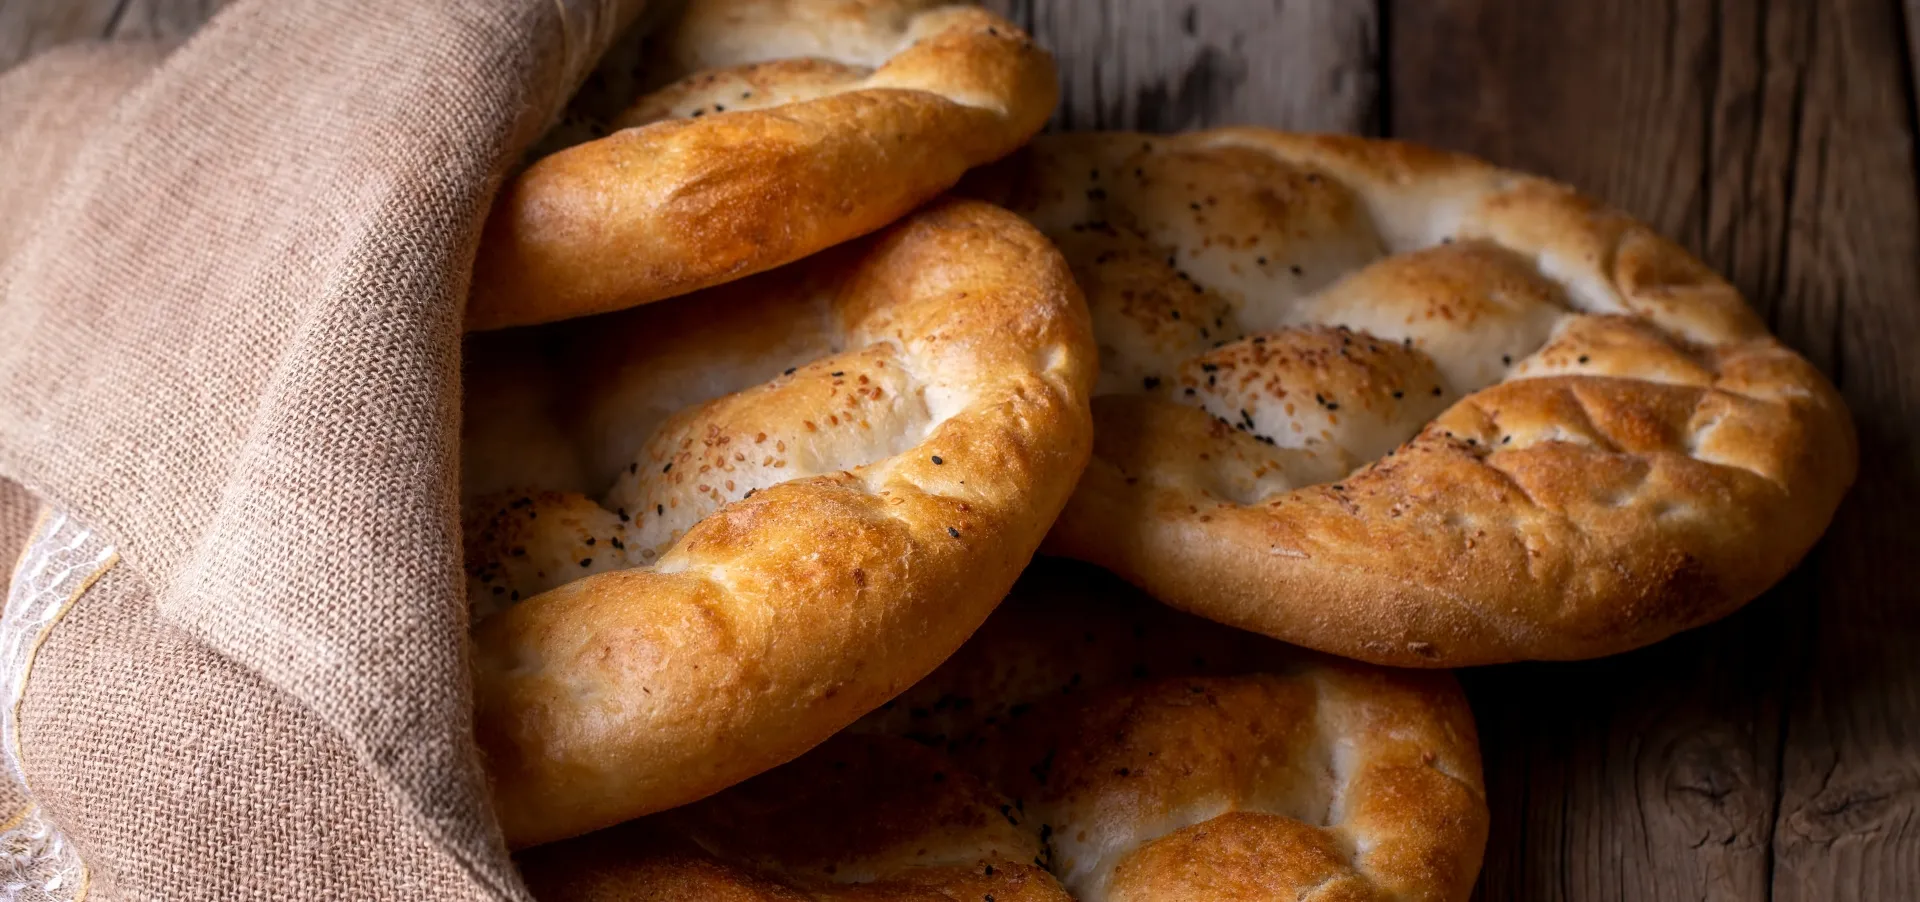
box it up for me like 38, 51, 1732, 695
4, 0, 1916, 898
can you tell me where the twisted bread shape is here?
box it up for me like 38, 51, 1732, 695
468, 0, 1058, 330
517, 565, 1489, 901
970, 130, 1856, 666
464, 200, 1096, 847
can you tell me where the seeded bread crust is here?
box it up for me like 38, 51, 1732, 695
467, 0, 1057, 330
518, 564, 1489, 902
466, 200, 1096, 847
971, 130, 1856, 666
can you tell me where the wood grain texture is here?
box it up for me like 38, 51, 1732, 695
983, 0, 1380, 134
1757, 0, 1920, 897
2, 2, 1917, 900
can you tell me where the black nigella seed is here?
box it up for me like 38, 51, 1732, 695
931, 455, 945, 465
1432, 386, 1443, 396
948, 527, 961, 538
784, 367, 797, 376
831, 371, 844, 377
579, 558, 592, 568
1143, 376, 1161, 390
657, 504, 665, 516
662, 463, 672, 473
1579, 355, 1591, 364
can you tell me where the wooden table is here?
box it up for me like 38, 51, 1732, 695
5, 1, 1916, 899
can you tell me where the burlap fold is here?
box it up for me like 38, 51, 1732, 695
0, 0, 653, 896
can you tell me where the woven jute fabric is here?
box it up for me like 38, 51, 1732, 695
0, 0, 652, 896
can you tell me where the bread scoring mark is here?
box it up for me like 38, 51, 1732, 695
605, 343, 933, 561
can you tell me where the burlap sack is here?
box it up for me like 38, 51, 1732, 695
0, 1, 658, 897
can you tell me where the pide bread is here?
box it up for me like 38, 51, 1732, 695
969, 130, 1855, 667
517, 563, 1489, 901
463, 200, 1096, 847
467, 0, 1057, 330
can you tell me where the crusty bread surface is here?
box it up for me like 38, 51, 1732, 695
468, 0, 1058, 330
464, 199, 1096, 847
965, 129, 1856, 666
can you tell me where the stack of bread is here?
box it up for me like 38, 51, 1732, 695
461, 2, 1856, 899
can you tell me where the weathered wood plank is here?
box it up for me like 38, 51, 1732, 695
1907, 1, 1920, 130
1393, 1, 1920, 900
983, 0, 1380, 134
1757, 0, 1920, 896
0, 0, 222, 71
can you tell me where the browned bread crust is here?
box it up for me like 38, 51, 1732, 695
968, 130, 1856, 666
519, 563, 1489, 901
465, 200, 1096, 847
467, 0, 1058, 331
